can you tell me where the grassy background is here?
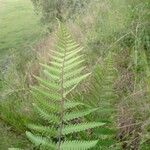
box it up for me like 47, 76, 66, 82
0, 0, 43, 149
0, 0, 43, 58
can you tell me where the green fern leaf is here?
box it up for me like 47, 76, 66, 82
32, 86, 61, 101
27, 124, 56, 136
60, 140, 98, 150
64, 101, 85, 110
65, 55, 83, 66
64, 108, 98, 121
62, 122, 105, 135
64, 60, 85, 73
65, 47, 83, 60
41, 63, 61, 74
64, 73, 90, 89
50, 49, 64, 57
33, 103, 59, 123
43, 69, 60, 80
64, 67, 85, 80
31, 91, 59, 113
50, 54, 63, 63
67, 43, 79, 51
34, 75, 59, 89
26, 131, 56, 149
50, 60, 62, 68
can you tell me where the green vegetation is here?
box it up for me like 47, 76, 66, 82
24, 24, 106, 150
31, 0, 89, 31
0, 0, 43, 57
0, 0, 43, 149
0, 0, 150, 150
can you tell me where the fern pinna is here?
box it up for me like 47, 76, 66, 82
25, 24, 105, 150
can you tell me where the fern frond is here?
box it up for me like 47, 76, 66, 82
64, 73, 90, 89
62, 122, 105, 135
66, 53, 83, 63
64, 67, 86, 80
64, 60, 85, 73
66, 43, 79, 51
65, 47, 83, 60
33, 103, 59, 123
41, 63, 61, 75
72, 52, 118, 149
64, 101, 85, 110
26, 131, 56, 149
60, 140, 99, 150
32, 86, 60, 101
27, 124, 56, 136
25, 24, 104, 150
50, 49, 64, 57
32, 91, 59, 113
64, 108, 99, 121
34, 75, 59, 89
43, 69, 60, 80
50, 54, 63, 63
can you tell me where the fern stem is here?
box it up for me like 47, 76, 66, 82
58, 34, 67, 150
